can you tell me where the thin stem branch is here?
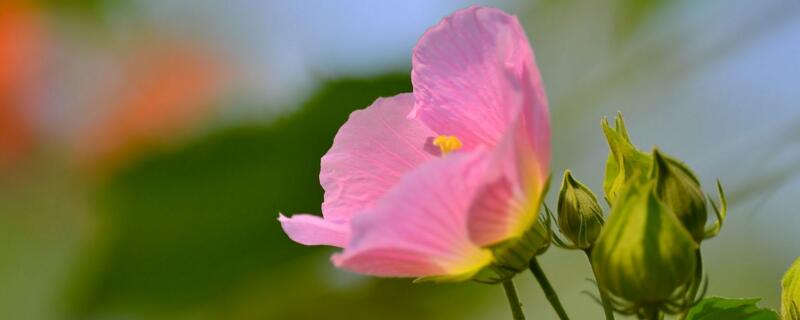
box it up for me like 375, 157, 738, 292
502, 279, 526, 320
584, 249, 616, 320
529, 258, 570, 320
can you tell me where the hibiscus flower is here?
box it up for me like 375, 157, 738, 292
280, 6, 550, 281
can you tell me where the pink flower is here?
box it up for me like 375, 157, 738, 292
279, 6, 550, 281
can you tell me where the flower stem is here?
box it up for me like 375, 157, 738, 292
584, 249, 616, 320
502, 279, 526, 320
644, 307, 661, 320
529, 258, 570, 320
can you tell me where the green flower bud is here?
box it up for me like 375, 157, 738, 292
602, 113, 651, 204
592, 180, 698, 314
490, 213, 552, 276
651, 149, 707, 243
529, 216, 552, 256
783, 257, 800, 320
468, 216, 553, 284
556, 170, 604, 249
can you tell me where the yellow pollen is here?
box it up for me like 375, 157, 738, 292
433, 135, 463, 155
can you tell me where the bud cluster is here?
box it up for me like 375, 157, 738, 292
550, 113, 727, 318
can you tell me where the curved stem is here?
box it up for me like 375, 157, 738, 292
584, 249, 616, 320
502, 279, 526, 320
529, 258, 570, 320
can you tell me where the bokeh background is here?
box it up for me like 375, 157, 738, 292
1, 0, 798, 319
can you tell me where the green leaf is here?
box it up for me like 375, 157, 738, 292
685, 297, 780, 320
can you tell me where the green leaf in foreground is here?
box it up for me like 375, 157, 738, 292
685, 297, 779, 320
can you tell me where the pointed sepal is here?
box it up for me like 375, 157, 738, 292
703, 179, 728, 240
601, 112, 651, 204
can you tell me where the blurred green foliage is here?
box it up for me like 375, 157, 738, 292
68, 74, 491, 319
614, 0, 668, 42
40, 0, 127, 20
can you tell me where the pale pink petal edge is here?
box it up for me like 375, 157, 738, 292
278, 213, 349, 248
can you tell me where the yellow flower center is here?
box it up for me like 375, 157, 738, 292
433, 135, 463, 155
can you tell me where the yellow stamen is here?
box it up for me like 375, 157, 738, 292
433, 135, 463, 155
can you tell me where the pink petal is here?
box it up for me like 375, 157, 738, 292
515, 65, 551, 183
332, 248, 447, 277
278, 214, 349, 247
333, 152, 493, 278
468, 65, 551, 246
468, 176, 529, 246
410, 6, 548, 150
321, 93, 437, 222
